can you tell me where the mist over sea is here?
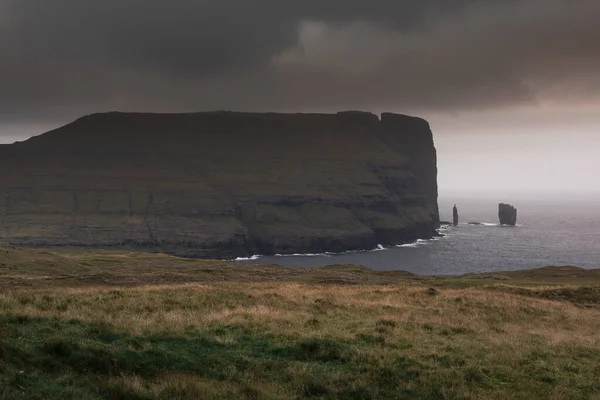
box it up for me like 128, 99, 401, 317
238, 196, 600, 275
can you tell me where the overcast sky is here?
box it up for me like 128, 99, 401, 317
1, 0, 599, 196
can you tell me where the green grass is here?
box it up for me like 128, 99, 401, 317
2, 312, 598, 400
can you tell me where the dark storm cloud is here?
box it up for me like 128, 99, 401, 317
1, 0, 599, 124
0, 1, 478, 77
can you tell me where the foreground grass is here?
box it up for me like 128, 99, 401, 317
2, 282, 600, 399
1, 245, 600, 399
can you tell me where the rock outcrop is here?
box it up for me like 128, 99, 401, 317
453, 204, 459, 226
498, 203, 517, 226
0, 111, 439, 258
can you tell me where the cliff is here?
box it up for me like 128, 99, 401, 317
0, 111, 439, 258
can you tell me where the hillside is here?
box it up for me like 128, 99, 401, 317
0, 111, 438, 258
1, 245, 599, 399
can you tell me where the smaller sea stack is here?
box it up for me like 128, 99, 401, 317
498, 203, 517, 226
453, 204, 459, 226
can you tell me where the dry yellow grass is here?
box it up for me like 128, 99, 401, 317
6, 282, 597, 339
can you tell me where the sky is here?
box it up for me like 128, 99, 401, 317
1, 0, 599, 197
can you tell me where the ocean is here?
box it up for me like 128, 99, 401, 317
236, 197, 600, 275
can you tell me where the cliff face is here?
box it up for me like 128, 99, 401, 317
0, 111, 439, 258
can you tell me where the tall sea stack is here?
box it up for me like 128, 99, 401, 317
0, 111, 439, 258
498, 203, 517, 226
453, 204, 459, 226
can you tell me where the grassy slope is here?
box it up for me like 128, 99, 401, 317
1, 245, 599, 400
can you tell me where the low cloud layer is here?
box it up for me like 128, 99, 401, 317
1, 0, 600, 123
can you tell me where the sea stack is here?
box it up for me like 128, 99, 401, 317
453, 204, 459, 226
498, 203, 517, 226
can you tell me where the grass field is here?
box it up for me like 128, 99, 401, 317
1, 245, 599, 399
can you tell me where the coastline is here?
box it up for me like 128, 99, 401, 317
232, 237, 445, 262
2, 243, 598, 284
